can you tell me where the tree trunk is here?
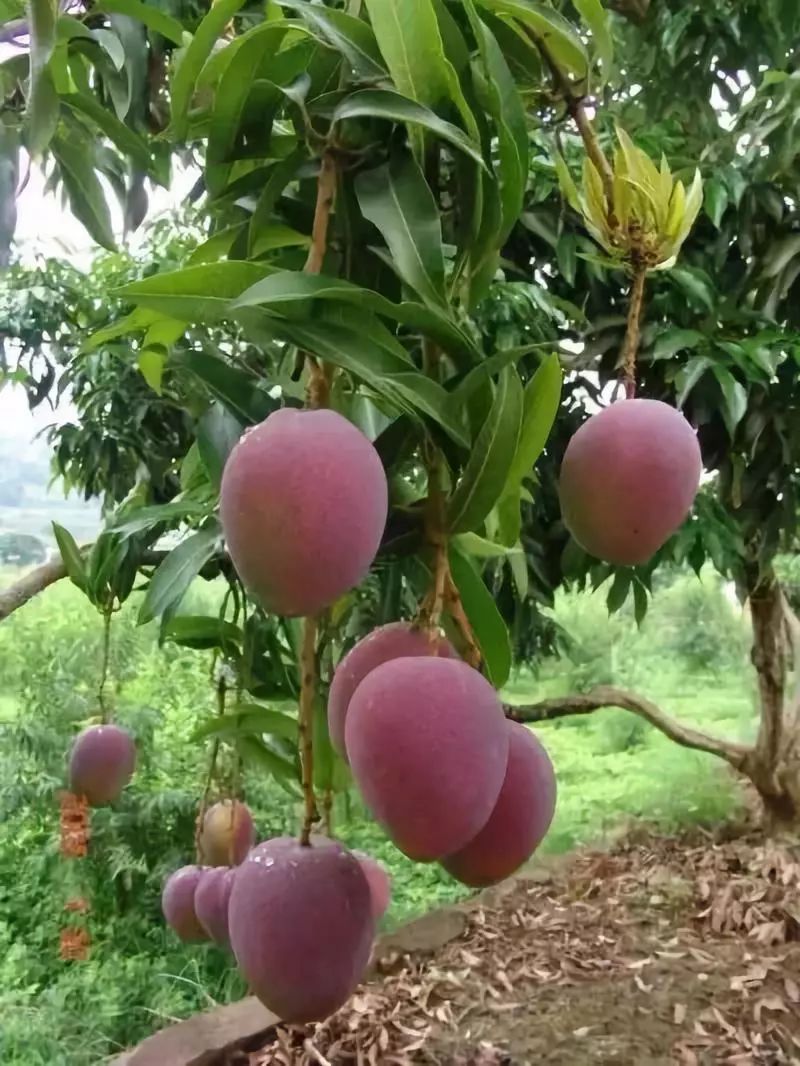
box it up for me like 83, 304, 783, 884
744, 572, 800, 834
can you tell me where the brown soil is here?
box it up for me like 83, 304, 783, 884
249, 828, 800, 1065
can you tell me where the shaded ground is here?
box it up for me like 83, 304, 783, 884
252, 828, 800, 1065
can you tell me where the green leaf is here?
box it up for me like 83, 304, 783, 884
477, 0, 588, 81
52, 135, 116, 250
712, 366, 748, 437
197, 404, 244, 489
652, 328, 704, 361
313, 697, 334, 791
504, 353, 562, 490
137, 349, 164, 394
448, 546, 512, 688
355, 152, 446, 308
466, 11, 528, 239
573, 0, 613, 84
237, 736, 299, 794
138, 524, 221, 624
363, 0, 458, 109
606, 570, 630, 613
675, 356, 712, 407
453, 532, 524, 559
232, 271, 479, 366
193, 704, 298, 743
285, 0, 386, 79
169, 0, 248, 141
52, 522, 87, 592
172, 350, 279, 426
265, 317, 468, 447
163, 616, 242, 651
448, 366, 523, 533
247, 149, 305, 256
115, 262, 276, 321
632, 580, 648, 627
62, 92, 152, 172
206, 22, 288, 194
95, 0, 185, 44
82, 307, 162, 352
704, 176, 728, 229
334, 89, 485, 167
26, 0, 59, 156
110, 500, 211, 537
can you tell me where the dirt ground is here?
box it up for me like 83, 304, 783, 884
248, 827, 800, 1065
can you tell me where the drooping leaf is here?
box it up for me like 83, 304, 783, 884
52, 134, 116, 250
115, 262, 277, 321
62, 92, 153, 172
138, 525, 221, 624
573, 0, 614, 84
476, 0, 589, 81
448, 366, 523, 533
197, 404, 244, 489
169, 0, 248, 141
448, 546, 512, 688
171, 350, 279, 427
364, 0, 457, 109
651, 328, 704, 361
192, 704, 299, 743
95, 0, 185, 44
163, 616, 243, 651
505, 353, 562, 489
284, 0, 386, 79
334, 89, 485, 166
26, 0, 59, 156
712, 366, 748, 437
466, 7, 528, 239
52, 522, 87, 592
355, 152, 446, 308
232, 270, 479, 365
137, 349, 164, 394
111, 500, 211, 537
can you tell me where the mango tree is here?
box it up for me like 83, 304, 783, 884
0, 0, 712, 1021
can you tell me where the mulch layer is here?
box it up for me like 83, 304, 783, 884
248, 828, 800, 1065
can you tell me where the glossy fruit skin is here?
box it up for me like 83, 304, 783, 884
442, 722, 556, 887
68, 724, 136, 806
559, 399, 702, 565
353, 851, 392, 920
228, 836, 374, 1023
345, 657, 509, 861
199, 800, 255, 867
162, 866, 208, 943
220, 408, 388, 617
327, 622, 457, 758
194, 866, 235, 947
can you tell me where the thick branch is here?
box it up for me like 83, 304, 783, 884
751, 578, 786, 771
0, 548, 171, 624
506, 685, 752, 770
0, 556, 69, 621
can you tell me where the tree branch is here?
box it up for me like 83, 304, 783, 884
0, 556, 70, 621
506, 685, 752, 770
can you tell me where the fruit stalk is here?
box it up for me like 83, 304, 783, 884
98, 608, 112, 724
621, 263, 648, 398
298, 615, 319, 846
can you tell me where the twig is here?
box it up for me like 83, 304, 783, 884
534, 36, 615, 212
445, 572, 482, 669
195, 674, 226, 863
621, 262, 648, 398
97, 608, 112, 724
298, 615, 319, 846
304, 151, 337, 276
506, 684, 752, 770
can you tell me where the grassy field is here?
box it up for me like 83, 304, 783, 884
0, 566, 756, 1063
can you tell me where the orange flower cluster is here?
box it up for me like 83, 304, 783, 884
59, 790, 90, 859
